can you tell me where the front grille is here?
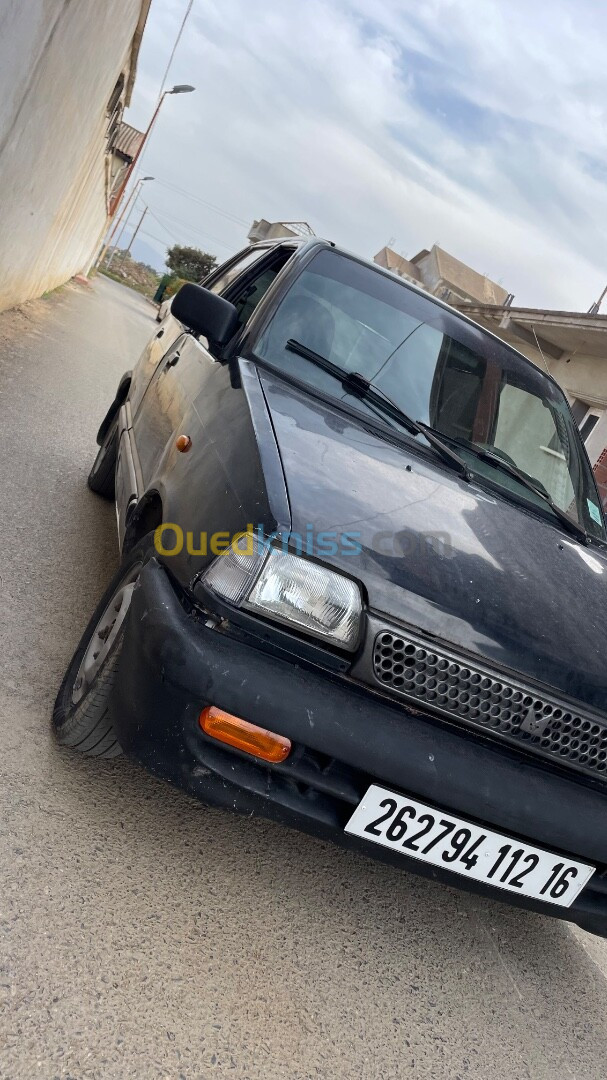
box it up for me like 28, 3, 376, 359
373, 629, 607, 782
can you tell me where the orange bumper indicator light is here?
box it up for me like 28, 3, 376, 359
199, 706, 291, 763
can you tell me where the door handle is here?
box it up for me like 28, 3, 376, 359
166, 350, 181, 368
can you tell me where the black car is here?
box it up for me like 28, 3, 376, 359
54, 238, 607, 936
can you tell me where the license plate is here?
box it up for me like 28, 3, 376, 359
345, 785, 595, 908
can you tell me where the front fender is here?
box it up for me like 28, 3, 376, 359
96, 371, 132, 445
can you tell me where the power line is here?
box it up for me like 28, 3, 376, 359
146, 203, 235, 251
148, 204, 210, 234
144, 206, 177, 241
123, 200, 237, 255
150, 204, 230, 244
153, 177, 248, 226
139, 229, 175, 247
116, 202, 174, 248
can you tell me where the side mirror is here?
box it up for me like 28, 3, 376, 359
171, 283, 239, 347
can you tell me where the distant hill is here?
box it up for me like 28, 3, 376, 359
130, 237, 167, 274
99, 249, 160, 299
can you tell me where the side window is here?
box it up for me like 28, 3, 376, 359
230, 251, 294, 330
494, 385, 575, 509
205, 247, 272, 296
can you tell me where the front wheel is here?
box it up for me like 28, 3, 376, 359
52, 541, 150, 757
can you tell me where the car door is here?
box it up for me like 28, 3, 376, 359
131, 331, 202, 487
130, 243, 297, 491
128, 313, 184, 419
128, 245, 276, 422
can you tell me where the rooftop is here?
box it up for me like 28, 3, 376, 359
112, 121, 144, 162
458, 303, 607, 361
374, 243, 509, 306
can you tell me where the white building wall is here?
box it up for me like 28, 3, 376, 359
0, 0, 146, 312
412, 250, 442, 294
547, 353, 607, 410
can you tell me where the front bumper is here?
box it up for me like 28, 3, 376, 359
112, 559, 607, 937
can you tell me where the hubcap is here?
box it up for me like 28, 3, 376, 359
71, 566, 140, 705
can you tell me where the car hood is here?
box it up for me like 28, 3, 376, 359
259, 371, 607, 712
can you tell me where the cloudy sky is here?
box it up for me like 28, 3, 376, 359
125, 0, 607, 310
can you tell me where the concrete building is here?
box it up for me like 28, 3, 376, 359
247, 220, 315, 244
109, 122, 145, 207
0, 0, 151, 312
374, 243, 511, 306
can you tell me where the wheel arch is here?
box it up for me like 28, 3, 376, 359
96, 371, 132, 446
123, 489, 163, 555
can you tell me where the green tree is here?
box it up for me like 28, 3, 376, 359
165, 244, 217, 282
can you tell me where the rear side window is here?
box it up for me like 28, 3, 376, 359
206, 248, 273, 295
230, 251, 294, 330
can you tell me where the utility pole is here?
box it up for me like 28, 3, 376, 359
588, 285, 607, 316
117, 206, 148, 271
97, 176, 154, 269
107, 194, 143, 268
108, 85, 194, 217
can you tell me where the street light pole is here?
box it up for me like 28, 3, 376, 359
98, 175, 154, 268
106, 196, 141, 268
108, 84, 195, 217
115, 205, 149, 275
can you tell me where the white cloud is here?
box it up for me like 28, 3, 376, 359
125, 0, 607, 308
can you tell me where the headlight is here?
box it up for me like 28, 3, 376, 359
202, 534, 264, 605
202, 536, 362, 650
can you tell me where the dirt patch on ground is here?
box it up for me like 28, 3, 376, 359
0, 280, 87, 344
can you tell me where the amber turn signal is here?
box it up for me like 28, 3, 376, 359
175, 434, 192, 453
199, 706, 291, 763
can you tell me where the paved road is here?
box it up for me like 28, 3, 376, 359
2, 276, 607, 1080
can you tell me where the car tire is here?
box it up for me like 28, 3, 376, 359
52, 540, 151, 758
87, 422, 118, 499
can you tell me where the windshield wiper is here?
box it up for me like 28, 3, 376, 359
462, 443, 589, 543
285, 339, 472, 481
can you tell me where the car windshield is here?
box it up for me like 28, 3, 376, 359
254, 249, 605, 541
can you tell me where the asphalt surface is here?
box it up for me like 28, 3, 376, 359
2, 276, 607, 1080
